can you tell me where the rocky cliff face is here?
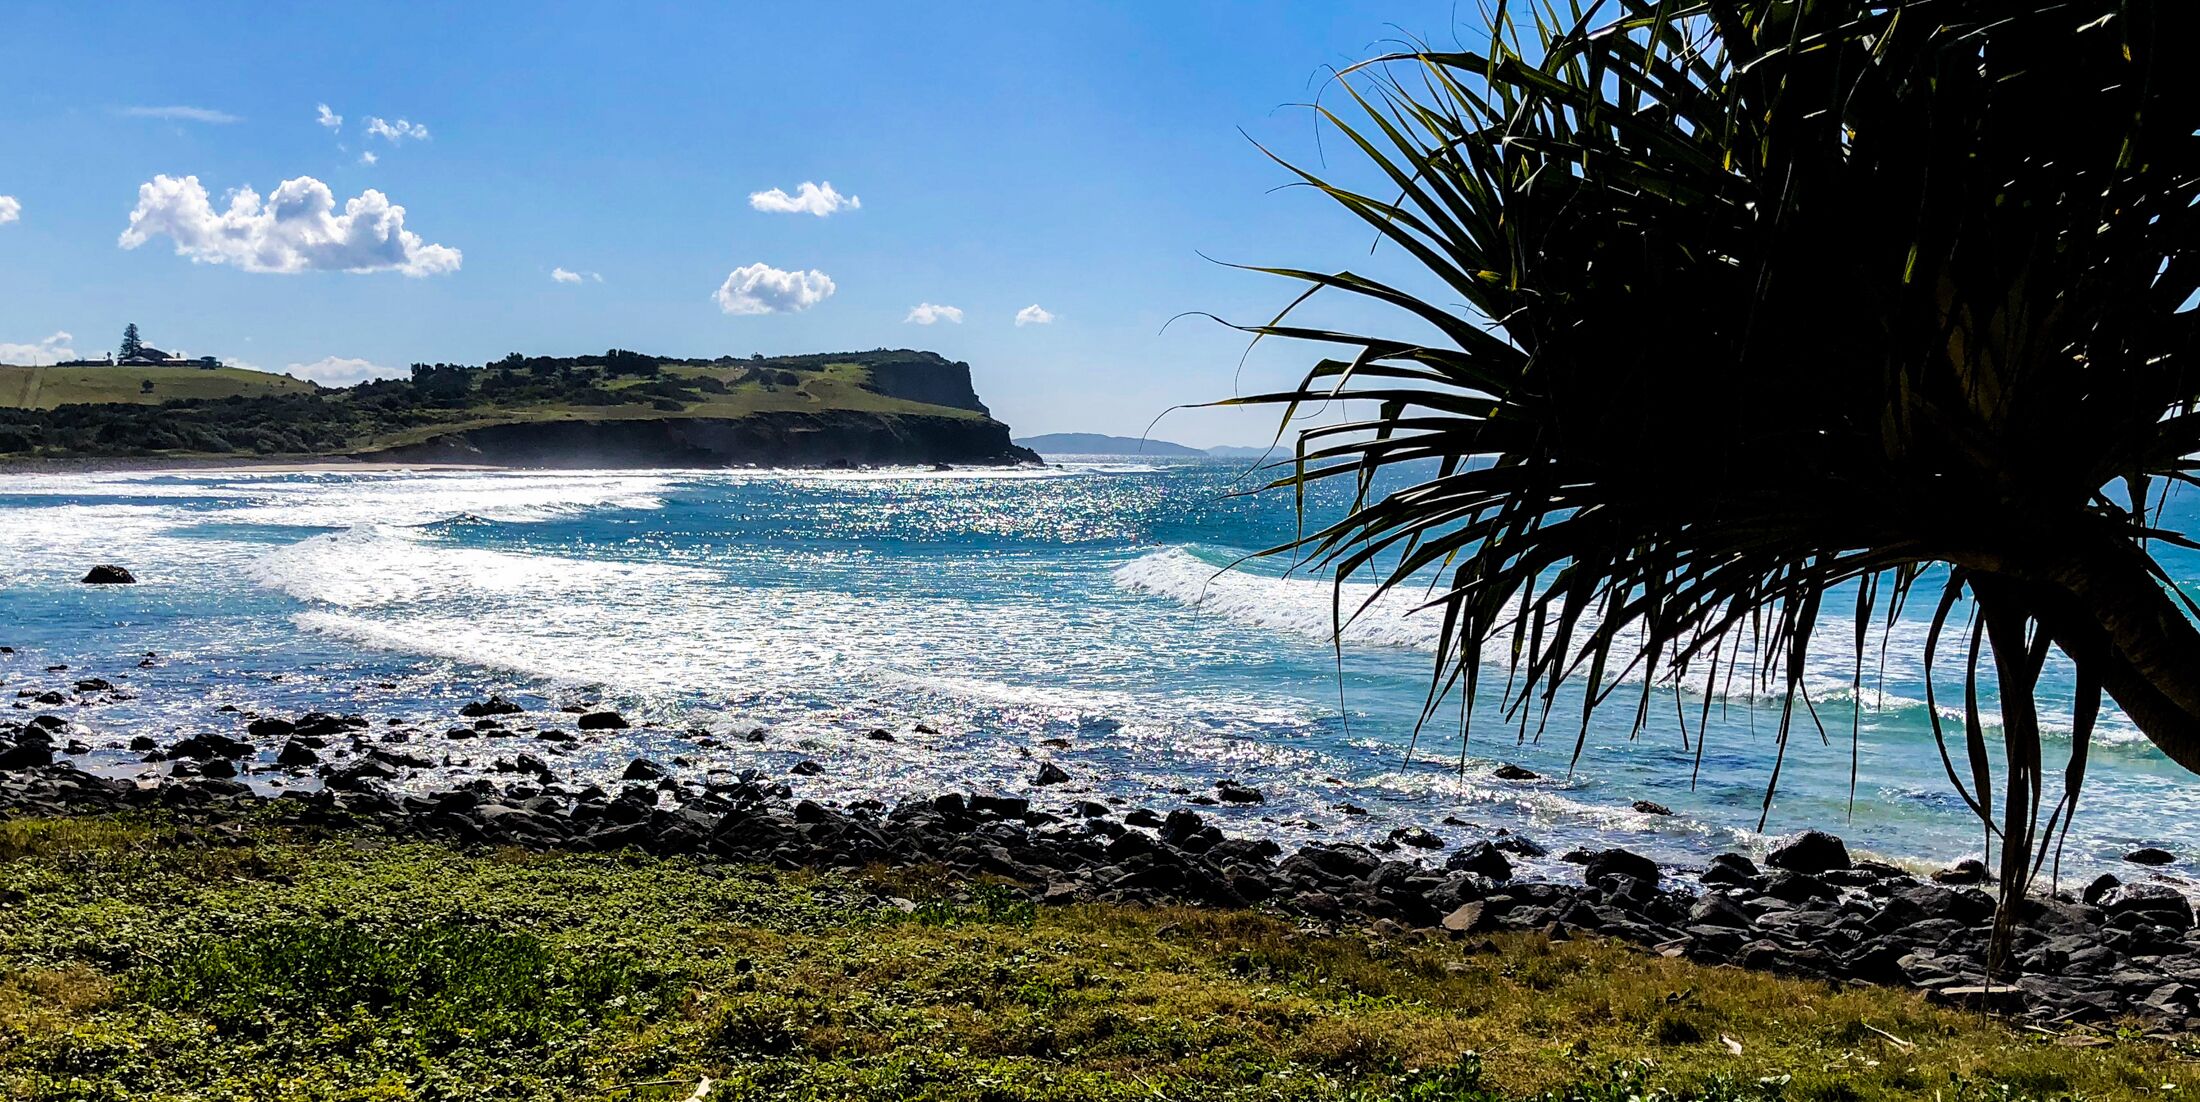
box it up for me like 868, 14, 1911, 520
360, 412, 1041, 468
860, 354, 991, 415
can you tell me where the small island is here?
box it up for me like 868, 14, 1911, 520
0, 341, 1039, 467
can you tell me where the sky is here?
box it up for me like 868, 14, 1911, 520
0, 1, 1470, 446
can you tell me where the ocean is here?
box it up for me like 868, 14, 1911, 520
2, 457, 2194, 886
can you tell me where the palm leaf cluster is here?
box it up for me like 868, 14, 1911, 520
1227, 0, 2200, 929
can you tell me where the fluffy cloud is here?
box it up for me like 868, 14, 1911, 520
358, 151, 378, 165
0, 196, 18, 225
904, 303, 963, 325
122, 105, 240, 124
714, 263, 835, 315
315, 103, 343, 130
118, 174, 461, 277
748, 181, 860, 217
1014, 304, 1055, 327
0, 331, 76, 366
365, 117, 429, 143
552, 267, 583, 284
286, 356, 398, 385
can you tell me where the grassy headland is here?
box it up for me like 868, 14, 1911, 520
0, 350, 1018, 462
0, 815, 2181, 1101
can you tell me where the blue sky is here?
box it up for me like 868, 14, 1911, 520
0, 1, 1466, 445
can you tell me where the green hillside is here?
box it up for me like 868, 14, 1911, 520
0, 349, 1006, 459
0, 365, 320, 410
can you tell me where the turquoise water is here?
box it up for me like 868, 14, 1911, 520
2, 458, 2195, 883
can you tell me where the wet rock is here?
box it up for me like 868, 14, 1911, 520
1390, 826, 1444, 850
2126, 847, 2176, 867
1631, 800, 1673, 816
1447, 842, 1513, 880
0, 742, 53, 771
199, 758, 238, 779
1071, 800, 1110, 818
248, 718, 295, 739
33, 691, 64, 705
866, 729, 898, 743
461, 696, 525, 718
2083, 873, 2121, 906
578, 711, 630, 731
2105, 882, 2195, 930
1335, 803, 1368, 816
622, 758, 668, 781
1583, 848, 1660, 885
275, 740, 319, 767
1215, 780, 1265, 804
790, 760, 824, 776
1932, 858, 1989, 885
1766, 830, 1851, 874
1033, 762, 1071, 786
170, 732, 254, 759
1159, 809, 1205, 846
1492, 763, 1539, 781
81, 565, 136, 585
73, 678, 113, 693
128, 736, 156, 752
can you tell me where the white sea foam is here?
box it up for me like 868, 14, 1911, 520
254, 525, 711, 608
1113, 547, 1447, 649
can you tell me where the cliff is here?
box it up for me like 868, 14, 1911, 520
359, 411, 1041, 468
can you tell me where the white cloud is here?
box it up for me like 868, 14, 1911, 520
551, 267, 587, 284
286, 356, 398, 385
714, 263, 835, 315
0, 196, 18, 225
904, 303, 963, 325
359, 151, 378, 166
748, 181, 860, 217
0, 331, 76, 365
364, 117, 430, 143
122, 105, 241, 124
1014, 304, 1056, 326
315, 103, 343, 130
118, 174, 461, 277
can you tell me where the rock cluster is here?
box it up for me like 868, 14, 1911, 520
3, 704, 2198, 1031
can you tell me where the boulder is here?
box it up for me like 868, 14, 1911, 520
460, 696, 525, 718
0, 742, 53, 771
73, 678, 113, 693
1446, 841, 1513, 880
1631, 800, 1674, 816
1215, 780, 1265, 804
790, 760, 824, 776
1492, 763, 1539, 781
1390, 826, 1445, 850
1033, 762, 1070, 786
81, 565, 136, 585
2125, 847, 2176, 867
1932, 858, 1989, 885
578, 711, 630, 731
1583, 848, 1660, 885
247, 718, 296, 739
1766, 830, 1851, 874
275, 740, 319, 767
622, 758, 668, 781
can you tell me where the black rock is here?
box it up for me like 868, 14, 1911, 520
1631, 800, 1673, 816
623, 758, 669, 781
578, 711, 630, 731
248, 718, 296, 739
73, 678, 113, 693
198, 757, 238, 779
2083, 873, 2121, 906
1034, 762, 1071, 786
1492, 763, 1539, 781
1583, 848, 1660, 885
1216, 780, 1265, 804
1160, 809, 1205, 846
1390, 826, 1445, 849
0, 742, 53, 771
128, 736, 156, 751
1766, 830, 1852, 874
170, 732, 254, 759
866, 729, 897, 743
2126, 847, 2176, 867
1071, 800, 1110, 818
81, 565, 136, 585
461, 696, 525, 718
275, 740, 319, 767
1447, 841, 1513, 880
790, 760, 824, 776
1932, 858, 1989, 885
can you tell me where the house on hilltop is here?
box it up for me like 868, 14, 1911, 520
112, 324, 221, 368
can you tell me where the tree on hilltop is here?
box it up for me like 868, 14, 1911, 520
119, 324, 142, 361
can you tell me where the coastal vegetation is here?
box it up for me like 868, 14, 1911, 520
0, 349, 1001, 460
0, 814, 2181, 1101
1234, 0, 2200, 937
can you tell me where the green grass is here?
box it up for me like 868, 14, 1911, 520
0, 817, 2185, 1100
0, 365, 319, 409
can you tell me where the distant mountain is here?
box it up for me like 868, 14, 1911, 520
1014, 432, 1208, 456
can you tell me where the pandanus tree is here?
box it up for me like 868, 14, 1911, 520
1230, 0, 2200, 936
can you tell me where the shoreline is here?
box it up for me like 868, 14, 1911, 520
6, 691, 2199, 1032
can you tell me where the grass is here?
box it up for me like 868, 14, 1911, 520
0, 365, 319, 409
0, 816, 2185, 1101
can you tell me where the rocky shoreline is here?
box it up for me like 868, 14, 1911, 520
5, 694, 2200, 1035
